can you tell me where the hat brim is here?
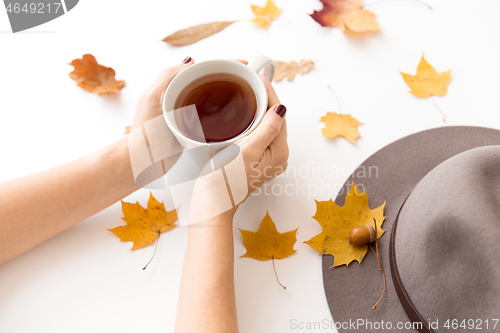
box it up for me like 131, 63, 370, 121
322, 126, 500, 332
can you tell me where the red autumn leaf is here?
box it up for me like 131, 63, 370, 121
310, 0, 379, 33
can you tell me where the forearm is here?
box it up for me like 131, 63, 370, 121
175, 210, 238, 333
0, 137, 138, 264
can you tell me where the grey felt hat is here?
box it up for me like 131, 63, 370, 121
323, 126, 500, 333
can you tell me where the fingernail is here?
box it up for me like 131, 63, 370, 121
275, 104, 286, 118
182, 56, 192, 64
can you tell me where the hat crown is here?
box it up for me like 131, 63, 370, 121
396, 145, 500, 328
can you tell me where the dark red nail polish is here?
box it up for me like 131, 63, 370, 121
182, 56, 192, 64
275, 104, 286, 118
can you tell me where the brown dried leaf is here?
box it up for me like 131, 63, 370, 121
69, 54, 125, 95
163, 21, 236, 46
274, 60, 315, 82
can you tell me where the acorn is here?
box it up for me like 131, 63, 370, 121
348, 224, 376, 246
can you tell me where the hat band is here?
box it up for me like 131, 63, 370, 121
389, 196, 434, 333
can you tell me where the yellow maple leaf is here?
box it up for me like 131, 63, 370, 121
274, 60, 315, 82
304, 181, 385, 267
239, 211, 298, 260
401, 55, 451, 98
250, 0, 282, 29
109, 193, 177, 250
320, 112, 362, 143
310, 0, 379, 33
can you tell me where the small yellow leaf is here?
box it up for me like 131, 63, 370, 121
400, 55, 451, 98
274, 60, 315, 82
239, 211, 297, 260
125, 125, 131, 134
304, 181, 386, 267
250, 0, 282, 29
109, 193, 177, 250
163, 21, 236, 46
320, 112, 362, 143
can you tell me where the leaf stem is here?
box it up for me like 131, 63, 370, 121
327, 85, 342, 114
432, 95, 446, 123
372, 264, 386, 310
374, 219, 381, 271
370, 218, 386, 309
143, 233, 160, 270
272, 255, 286, 290
364, 0, 432, 10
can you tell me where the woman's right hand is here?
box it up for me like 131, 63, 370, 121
188, 73, 288, 224
236, 73, 289, 197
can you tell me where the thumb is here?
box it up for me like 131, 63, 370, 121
151, 56, 194, 94
247, 104, 287, 151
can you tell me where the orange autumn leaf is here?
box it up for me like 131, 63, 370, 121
310, 0, 379, 33
163, 21, 236, 46
251, 0, 281, 28
109, 193, 177, 250
239, 211, 298, 260
274, 60, 315, 82
401, 55, 452, 98
320, 112, 362, 143
304, 181, 386, 267
69, 54, 125, 95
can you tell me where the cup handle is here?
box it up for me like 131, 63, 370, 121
248, 55, 276, 82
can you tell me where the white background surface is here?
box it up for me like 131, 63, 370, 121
1, 0, 500, 332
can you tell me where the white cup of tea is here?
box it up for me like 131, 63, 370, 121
162, 55, 276, 155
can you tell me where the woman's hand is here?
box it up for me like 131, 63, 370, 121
175, 65, 289, 333
131, 56, 194, 132
187, 73, 288, 225
187, 72, 288, 225
237, 73, 288, 196
0, 59, 205, 263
